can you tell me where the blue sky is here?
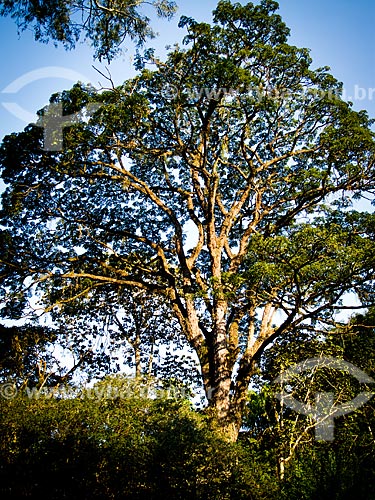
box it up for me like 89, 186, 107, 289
0, 0, 374, 142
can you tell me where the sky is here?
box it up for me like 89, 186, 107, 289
0, 0, 374, 145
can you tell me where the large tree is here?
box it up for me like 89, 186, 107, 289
1, 0, 375, 440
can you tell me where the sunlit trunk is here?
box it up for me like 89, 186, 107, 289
207, 300, 242, 442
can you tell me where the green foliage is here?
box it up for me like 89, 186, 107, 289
0, 376, 278, 499
1, 320, 374, 499
0, 323, 59, 387
242, 310, 375, 499
0, 0, 177, 61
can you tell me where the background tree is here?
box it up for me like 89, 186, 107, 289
50, 285, 202, 390
243, 309, 375, 499
0, 322, 56, 387
0, 320, 117, 389
0, 0, 178, 61
1, 220, 200, 390
1, 0, 375, 440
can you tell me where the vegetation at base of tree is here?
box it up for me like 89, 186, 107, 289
0, 311, 374, 499
0, 377, 278, 500
1, 344, 375, 500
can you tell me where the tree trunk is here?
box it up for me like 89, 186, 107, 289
208, 392, 243, 442
207, 300, 243, 442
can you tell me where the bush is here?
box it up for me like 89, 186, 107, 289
0, 377, 278, 499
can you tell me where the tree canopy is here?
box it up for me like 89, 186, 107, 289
0, 0, 177, 61
1, 0, 375, 440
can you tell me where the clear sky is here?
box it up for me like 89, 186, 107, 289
0, 0, 374, 141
